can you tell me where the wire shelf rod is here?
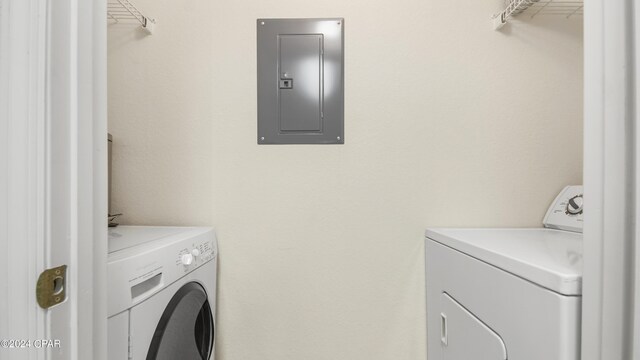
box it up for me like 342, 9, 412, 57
492, 0, 582, 30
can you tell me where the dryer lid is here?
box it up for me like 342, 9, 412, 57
425, 228, 582, 296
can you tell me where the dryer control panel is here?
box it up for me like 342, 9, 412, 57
543, 185, 583, 233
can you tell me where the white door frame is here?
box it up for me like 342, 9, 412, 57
634, 2, 640, 356
0, 0, 48, 358
0, 0, 107, 359
582, 0, 638, 359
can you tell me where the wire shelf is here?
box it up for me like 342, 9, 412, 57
107, 0, 155, 34
493, 0, 583, 30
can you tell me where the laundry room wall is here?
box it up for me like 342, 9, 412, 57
107, 0, 583, 359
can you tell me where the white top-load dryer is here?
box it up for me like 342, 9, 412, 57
108, 226, 217, 360
425, 186, 583, 360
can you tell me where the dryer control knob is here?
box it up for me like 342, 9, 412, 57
566, 195, 583, 215
181, 253, 194, 266
191, 249, 201, 257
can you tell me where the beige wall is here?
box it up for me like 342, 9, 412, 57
108, 0, 583, 358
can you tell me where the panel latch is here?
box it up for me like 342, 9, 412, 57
279, 78, 293, 89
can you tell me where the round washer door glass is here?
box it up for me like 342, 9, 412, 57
147, 282, 214, 360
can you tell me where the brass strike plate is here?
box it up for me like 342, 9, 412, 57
36, 265, 67, 309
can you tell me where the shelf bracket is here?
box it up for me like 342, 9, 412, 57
493, 0, 538, 30
107, 0, 156, 35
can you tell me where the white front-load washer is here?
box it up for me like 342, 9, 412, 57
425, 186, 583, 360
107, 226, 217, 360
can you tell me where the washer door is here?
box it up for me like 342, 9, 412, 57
146, 282, 214, 360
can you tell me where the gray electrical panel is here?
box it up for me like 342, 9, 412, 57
257, 18, 344, 144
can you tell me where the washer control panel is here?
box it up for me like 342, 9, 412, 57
176, 239, 216, 271
543, 185, 583, 233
